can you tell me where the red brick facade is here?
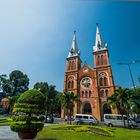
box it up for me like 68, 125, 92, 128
62, 26, 116, 121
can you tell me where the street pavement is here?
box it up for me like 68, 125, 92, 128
0, 126, 19, 140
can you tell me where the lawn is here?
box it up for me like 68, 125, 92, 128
36, 124, 140, 140
0, 117, 12, 126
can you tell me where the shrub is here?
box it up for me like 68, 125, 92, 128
10, 89, 46, 133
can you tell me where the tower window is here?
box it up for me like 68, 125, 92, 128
99, 77, 103, 86
104, 77, 108, 86
71, 61, 74, 69
82, 91, 84, 97
100, 90, 104, 97
71, 81, 74, 88
69, 60, 75, 70
97, 55, 100, 65
68, 81, 71, 88
89, 91, 91, 97
67, 76, 74, 89
105, 90, 109, 97
85, 91, 88, 98
101, 55, 104, 65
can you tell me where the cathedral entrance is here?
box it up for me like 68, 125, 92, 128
82, 102, 92, 114
103, 104, 111, 114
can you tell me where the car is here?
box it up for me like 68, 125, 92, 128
104, 114, 137, 128
130, 117, 140, 123
45, 115, 54, 123
73, 114, 98, 125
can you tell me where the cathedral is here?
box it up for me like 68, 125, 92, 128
62, 24, 116, 121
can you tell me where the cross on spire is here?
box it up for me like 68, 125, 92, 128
93, 24, 107, 52
67, 31, 80, 58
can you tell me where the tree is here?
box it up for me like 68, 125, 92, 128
107, 87, 130, 127
0, 70, 29, 96
129, 87, 140, 114
33, 82, 61, 115
59, 92, 80, 124
34, 82, 49, 95
9, 70, 29, 95
108, 87, 140, 127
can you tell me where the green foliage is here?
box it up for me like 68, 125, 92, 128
33, 82, 61, 114
12, 116, 45, 122
34, 82, 49, 95
0, 118, 12, 123
107, 87, 140, 127
0, 118, 12, 126
10, 123, 44, 132
17, 89, 45, 105
59, 92, 80, 124
9, 95, 20, 103
13, 108, 45, 114
0, 70, 29, 96
14, 103, 44, 109
74, 126, 90, 132
52, 125, 113, 137
10, 89, 46, 133
108, 87, 140, 115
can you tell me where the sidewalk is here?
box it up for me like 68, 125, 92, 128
0, 126, 19, 139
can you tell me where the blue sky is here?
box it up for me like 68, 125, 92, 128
0, 0, 140, 91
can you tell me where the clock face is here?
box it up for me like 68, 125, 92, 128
81, 77, 92, 88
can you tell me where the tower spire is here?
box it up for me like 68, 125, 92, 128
93, 24, 107, 52
67, 31, 80, 58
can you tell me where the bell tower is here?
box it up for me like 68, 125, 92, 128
93, 24, 116, 120
61, 31, 82, 118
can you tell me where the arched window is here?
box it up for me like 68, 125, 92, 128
69, 61, 71, 70
99, 77, 103, 86
71, 81, 74, 88
101, 55, 104, 65
100, 90, 104, 97
105, 90, 109, 97
68, 81, 71, 88
104, 77, 108, 86
97, 55, 100, 65
82, 91, 84, 97
89, 91, 91, 97
85, 91, 88, 98
71, 60, 74, 70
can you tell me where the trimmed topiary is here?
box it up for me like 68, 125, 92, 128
10, 89, 46, 139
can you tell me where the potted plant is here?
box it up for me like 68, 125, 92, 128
10, 89, 46, 139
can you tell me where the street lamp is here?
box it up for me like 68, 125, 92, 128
117, 60, 140, 90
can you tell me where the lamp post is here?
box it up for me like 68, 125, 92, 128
117, 60, 140, 90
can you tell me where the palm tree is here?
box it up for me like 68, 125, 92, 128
129, 88, 140, 115
60, 92, 80, 124
107, 87, 130, 127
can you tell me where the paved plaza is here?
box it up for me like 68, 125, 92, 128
0, 126, 19, 139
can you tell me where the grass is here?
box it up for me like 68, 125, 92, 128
35, 124, 140, 140
0, 117, 12, 126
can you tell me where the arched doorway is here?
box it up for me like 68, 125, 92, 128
103, 104, 111, 114
82, 102, 92, 114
